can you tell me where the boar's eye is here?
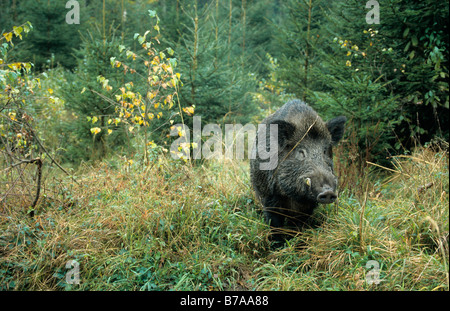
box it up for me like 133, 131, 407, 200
296, 148, 306, 159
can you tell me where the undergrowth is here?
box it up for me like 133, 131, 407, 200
0, 146, 448, 290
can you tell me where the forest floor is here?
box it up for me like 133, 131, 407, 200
0, 146, 448, 291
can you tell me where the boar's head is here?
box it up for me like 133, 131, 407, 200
271, 112, 347, 206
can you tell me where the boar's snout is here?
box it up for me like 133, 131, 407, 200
317, 186, 337, 204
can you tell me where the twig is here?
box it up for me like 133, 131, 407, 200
417, 182, 434, 194
22, 120, 79, 185
29, 158, 42, 217
0, 98, 12, 114
1, 157, 42, 217
3, 157, 41, 171
0, 160, 27, 203
366, 161, 411, 177
359, 184, 369, 252
273, 116, 319, 176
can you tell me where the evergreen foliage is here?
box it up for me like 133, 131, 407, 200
1, 0, 448, 162
58, 27, 128, 163
11, 0, 86, 70
276, 0, 449, 165
150, 0, 259, 125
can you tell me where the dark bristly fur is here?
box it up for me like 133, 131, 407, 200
250, 99, 346, 244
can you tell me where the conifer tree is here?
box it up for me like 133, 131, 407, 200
322, 0, 449, 149
276, 0, 330, 102
160, 0, 257, 125
13, 0, 86, 70
58, 27, 127, 163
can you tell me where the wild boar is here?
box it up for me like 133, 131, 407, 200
250, 99, 346, 242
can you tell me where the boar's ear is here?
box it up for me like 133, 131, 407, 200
270, 120, 296, 146
326, 116, 347, 145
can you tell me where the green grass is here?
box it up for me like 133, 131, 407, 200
0, 147, 448, 290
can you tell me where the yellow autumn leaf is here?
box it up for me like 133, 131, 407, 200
133, 98, 140, 106
8, 112, 17, 121
13, 26, 23, 39
166, 65, 173, 74
48, 88, 54, 94
164, 94, 173, 105
8, 62, 22, 70
90, 127, 101, 135
3, 32, 13, 42
23, 62, 32, 72
182, 105, 195, 116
